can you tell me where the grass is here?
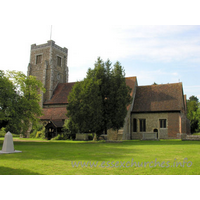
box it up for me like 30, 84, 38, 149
0, 139, 200, 175
193, 132, 200, 135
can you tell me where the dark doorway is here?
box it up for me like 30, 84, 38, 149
153, 129, 158, 139
45, 120, 64, 140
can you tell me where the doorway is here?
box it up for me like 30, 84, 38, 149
153, 129, 158, 139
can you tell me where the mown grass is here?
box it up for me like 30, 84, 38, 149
0, 139, 199, 175
193, 132, 200, 135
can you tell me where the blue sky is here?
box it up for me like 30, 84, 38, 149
1, 1, 200, 100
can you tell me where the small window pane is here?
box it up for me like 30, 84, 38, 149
140, 119, 146, 132
36, 55, 42, 64
57, 56, 62, 66
160, 119, 166, 128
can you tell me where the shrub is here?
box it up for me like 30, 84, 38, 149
0, 127, 6, 137
35, 127, 45, 139
30, 121, 45, 138
51, 134, 62, 140
88, 133, 94, 140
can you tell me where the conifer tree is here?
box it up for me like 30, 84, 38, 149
67, 57, 132, 136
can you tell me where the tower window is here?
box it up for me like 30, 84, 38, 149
160, 119, 166, 128
36, 55, 42, 64
57, 56, 62, 67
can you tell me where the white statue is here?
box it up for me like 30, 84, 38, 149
0, 131, 22, 154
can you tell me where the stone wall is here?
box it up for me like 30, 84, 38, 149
107, 129, 123, 141
181, 134, 200, 141
131, 112, 169, 139
27, 40, 68, 107
75, 133, 89, 141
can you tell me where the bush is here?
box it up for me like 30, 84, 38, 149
35, 127, 45, 139
51, 134, 63, 140
88, 133, 94, 140
0, 127, 6, 137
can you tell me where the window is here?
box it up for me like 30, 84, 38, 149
133, 118, 137, 132
36, 55, 42, 64
140, 119, 146, 132
160, 119, 166, 128
57, 56, 62, 66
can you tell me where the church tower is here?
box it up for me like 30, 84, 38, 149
27, 40, 68, 107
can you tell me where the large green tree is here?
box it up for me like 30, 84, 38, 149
187, 95, 200, 133
0, 70, 45, 136
0, 70, 17, 124
67, 57, 132, 136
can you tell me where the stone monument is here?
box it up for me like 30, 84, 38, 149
0, 132, 22, 154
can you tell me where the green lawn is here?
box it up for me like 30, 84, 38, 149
193, 132, 200, 135
0, 138, 200, 175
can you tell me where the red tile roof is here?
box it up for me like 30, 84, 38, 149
40, 107, 68, 120
132, 83, 185, 112
44, 77, 137, 106
44, 82, 76, 105
41, 77, 137, 120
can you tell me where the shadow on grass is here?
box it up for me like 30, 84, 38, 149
0, 141, 141, 162
0, 140, 199, 163
123, 140, 200, 146
0, 166, 41, 175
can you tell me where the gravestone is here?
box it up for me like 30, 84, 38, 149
0, 131, 22, 154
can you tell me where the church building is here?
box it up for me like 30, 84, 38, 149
27, 40, 190, 140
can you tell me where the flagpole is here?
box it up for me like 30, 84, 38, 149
50, 25, 52, 40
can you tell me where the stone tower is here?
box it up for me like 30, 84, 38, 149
27, 40, 68, 107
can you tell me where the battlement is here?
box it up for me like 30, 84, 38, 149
31, 40, 68, 54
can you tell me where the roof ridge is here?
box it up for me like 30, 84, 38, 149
138, 82, 182, 87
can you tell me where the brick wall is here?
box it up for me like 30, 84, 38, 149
168, 113, 180, 138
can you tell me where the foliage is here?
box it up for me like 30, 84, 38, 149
0, 70, 45, 136
0, 127, 6, 137
67, 57, 132, 137
30, 121, 44, 138
187, 95, 200, 133
35, 127, 45, 139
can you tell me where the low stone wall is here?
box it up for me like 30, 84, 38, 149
107, 129, 123, 141
75, 133, 89, 141
131, 133, 142, 140
142, 132, 158, 140
131, 132, 159, 140
182, 134, 200, 141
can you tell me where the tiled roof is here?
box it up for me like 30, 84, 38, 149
44, 77, 137, 106
132, 83, 184, 112
51, 120, 64, 128
41, 77, 137, 120
40, 107, 67, 120
44, 82, 76, 105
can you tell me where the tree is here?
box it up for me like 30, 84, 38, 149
0, 70, 45, 136
110, 61, 132, 131
0, 70, 17, 124
187, 95, 200, 133
189, 95, 199, 102
67, 57, 132, 136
